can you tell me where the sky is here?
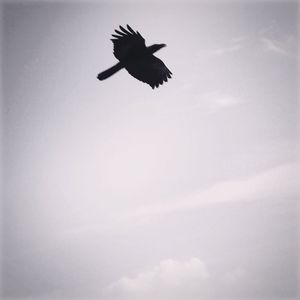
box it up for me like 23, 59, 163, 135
1, 0, 299, 299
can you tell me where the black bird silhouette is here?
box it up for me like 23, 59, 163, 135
97, 25, 172, 89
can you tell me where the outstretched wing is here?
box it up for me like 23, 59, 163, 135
125, 54, 172, 89
111, 25, 146, 60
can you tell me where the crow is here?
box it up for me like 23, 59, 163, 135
97, 25, 172, 89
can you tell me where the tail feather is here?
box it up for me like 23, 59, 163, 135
97, 63, 123, 80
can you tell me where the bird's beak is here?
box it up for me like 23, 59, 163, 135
158, 44, 167, 51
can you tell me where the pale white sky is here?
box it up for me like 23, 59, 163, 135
1, 0, 299, 299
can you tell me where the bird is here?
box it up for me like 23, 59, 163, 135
97, 25, 172, 89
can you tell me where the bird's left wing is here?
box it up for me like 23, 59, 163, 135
125, 54, 172, 89
111, 25, 146, 60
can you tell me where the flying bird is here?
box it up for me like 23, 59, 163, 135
97, 25, 172, 89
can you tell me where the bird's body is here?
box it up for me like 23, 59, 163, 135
97, 25, 172, 89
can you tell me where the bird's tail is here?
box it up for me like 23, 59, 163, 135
97, 63, 123, 80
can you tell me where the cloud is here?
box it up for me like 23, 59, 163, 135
105, 258, 209, 293
155, 91, 243, 117
231, 36, 248, 43
259, 20, 277, 36
260, 37, 289, 55
212, 44, 242, 55
202, 92, 242, 114
258, 29, 298, 59
195, 35, 247, 60
103, 258, 244, 300
120, 162, 298, 218
222, 268, 246, 285
210, 36, 249, 56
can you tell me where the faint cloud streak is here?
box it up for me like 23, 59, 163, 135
202, 92, 242, 114
103, 257, 245, 300
104, 258, 209, 295
258, 21, 298, 59
212, 44, 243, 56
260, 37, 295, 57
120, 162, 298, 218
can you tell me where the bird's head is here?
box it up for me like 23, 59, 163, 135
148, 43, 166, 54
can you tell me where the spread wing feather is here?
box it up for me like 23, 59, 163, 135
111, 24, 146, 60
125, 55, 172, 89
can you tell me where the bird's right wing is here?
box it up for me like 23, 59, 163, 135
111, 25, 147, 60
125, 54, 172, 89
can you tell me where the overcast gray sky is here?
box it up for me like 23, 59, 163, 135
1, 0, 299, 299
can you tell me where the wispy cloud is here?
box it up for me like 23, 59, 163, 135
258, 21, 298, 59
155, 92, 243, 117
196, 35, 248, 59
212, 44, 243, 56
104, 258, 209, 295
119, 162, 298, 218
260, 36, 297, 58
259, 20, 277, 36
202, 92, 242, 114
103, 257, 244, 300
231, 36, 248, 44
